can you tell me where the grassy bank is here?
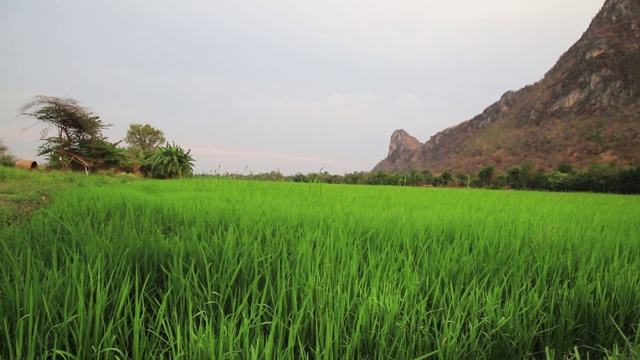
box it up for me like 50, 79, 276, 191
1, 176, 639, 359
0, 166, 138, 228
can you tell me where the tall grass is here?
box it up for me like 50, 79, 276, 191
0, 166, 138, 228
1, 178, 639, 359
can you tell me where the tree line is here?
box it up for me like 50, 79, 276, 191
204, 162, 640, 195
2, 95, 194, 178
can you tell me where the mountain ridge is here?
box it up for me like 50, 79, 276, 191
373, 0, 640, 174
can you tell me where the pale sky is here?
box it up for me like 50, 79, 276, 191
0, 0, 604, 175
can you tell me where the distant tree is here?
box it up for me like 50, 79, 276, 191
306, 172, 320, 183
291, 173, 307, 183
19, 96, 119, 171
557, 163, 574, 174
529, 168, 550, 190
441, 171, 453, 186
546, 171, 568, 191
123, 123, 166, 175
455, 173, 471, 188
520, 162, 535, 189
421, 169, 434, 183
369, 171, 390, 185
394, 173, 407, 186
268, 170, 285, 182
507, 162, 535, 189
0, 139, 16, 167
616, 166, 640, 194
323, 173, 343, 184
507, 167, 522, 189
125, 123, 166, 153
408, 169, 424, 186
584, 163, 619, 193
477, 165, 496, 188
344, 171, 369, 185
149, 142, 195, 179
495, 174, 508, 189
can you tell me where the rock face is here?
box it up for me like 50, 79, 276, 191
373, 0, 640, 174
372, 130, 422, 172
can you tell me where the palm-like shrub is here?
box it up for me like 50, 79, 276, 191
148, 142, 195, 179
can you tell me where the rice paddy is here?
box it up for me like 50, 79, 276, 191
1, 173, 640, 359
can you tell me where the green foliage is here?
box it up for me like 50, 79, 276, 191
441, 171, 453, 185
407, 169, 424, 186
125, 123, 166, 152
507, 166, 523, 189
122, 124, 171, 177
369, 170, 390, 185
546, 171, 568, 191
477, 165, 495, 188
218, 163, 640, 194
421, 169, 434, 183
343, 171, 369, 185
1, 179, 639, 358
0, 139, 16, 167
456, 173, 471, 188
557, 163, 574, 174
19, 96, 121, 171
0, 140, 14, 166
0, 166, 138, 228
0, 154, 15, 167
148, 142, 195, 179
79, 138, 127, 170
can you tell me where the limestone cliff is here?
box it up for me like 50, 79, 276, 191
373, 0, 640, 174
372, 130, 422, 173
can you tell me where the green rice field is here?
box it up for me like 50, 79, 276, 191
1, 170, 640, 359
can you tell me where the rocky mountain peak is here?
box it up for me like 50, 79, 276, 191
373, 0, 640, 174
538, 0, 640, 117
371, 130, 422, 173
387, 130, 421, 157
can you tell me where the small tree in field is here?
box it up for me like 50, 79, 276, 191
19, 96, 122, 171
441, 171, 453, 186
124, 123, 166, 175
125, 123, 165, 153
477, 165, 496, 188
0, 139, 16, 167
149, 142, 195, 179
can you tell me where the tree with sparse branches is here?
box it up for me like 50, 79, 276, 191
19, 96, 122, 171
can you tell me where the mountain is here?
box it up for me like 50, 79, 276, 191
373, 0, 640, 174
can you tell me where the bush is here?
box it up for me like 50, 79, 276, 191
0, 154, 16, 167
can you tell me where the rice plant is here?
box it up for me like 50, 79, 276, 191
1, 178, 639, 359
